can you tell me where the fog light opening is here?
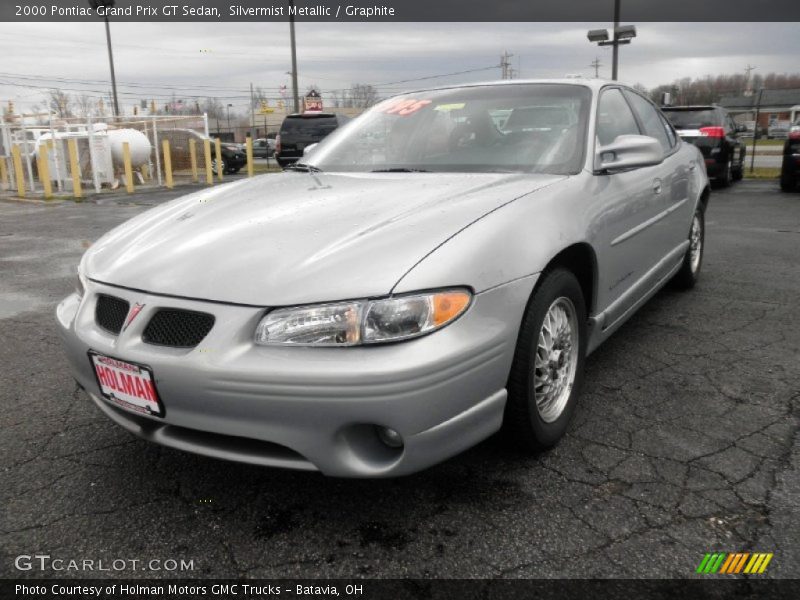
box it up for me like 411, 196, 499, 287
375, 426, 404, 449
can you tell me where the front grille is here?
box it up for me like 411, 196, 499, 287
142, 309, 215, 348
95, 294, 130, 334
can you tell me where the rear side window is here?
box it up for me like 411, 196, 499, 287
624, 90, 671, 152
659, 114, 678, 148
280, 117, 339, 137
596, 88, 640, 146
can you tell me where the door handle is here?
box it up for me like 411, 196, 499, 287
688, 162, 696, 171
653, 179, 663, 194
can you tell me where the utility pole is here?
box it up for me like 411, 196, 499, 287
289, 0, 300, 114
744, 64, 757, 96
590, 57, 602, 78
89, 2, 120, 116
500, 51, 514, 80
611, 0, 620, 81
250, 83, 256, 139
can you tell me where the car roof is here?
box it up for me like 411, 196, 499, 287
662, 106, 719, 111
399, 78, 616, 96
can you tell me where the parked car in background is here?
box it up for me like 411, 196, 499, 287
275, 113, 350, 168
768, 121, 791, 140
662, 105, 746, 187
780, 119, 800, 192
252, 137, 275, 158
159, 129, 246, 174
58, 80, 710, 476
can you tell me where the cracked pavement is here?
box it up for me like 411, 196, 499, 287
0, 179, 798, 579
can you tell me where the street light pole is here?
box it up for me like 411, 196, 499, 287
611, 0, 620, 81
289, 0, 300, 114
587, 1, 635, 81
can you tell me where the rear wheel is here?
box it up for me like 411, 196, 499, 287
672, 205, 705, 289
504, 269, 587, 451
731, 155, 744, 181
716, 157, 732, 188
780, 168, 796, 192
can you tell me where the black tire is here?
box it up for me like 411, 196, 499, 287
731, 162, 744, 182
715, 157, 732, 188
504, 268, 587, 451
672, 204, 705, 289
211, 158, 225, 175
780, 170, 796, 192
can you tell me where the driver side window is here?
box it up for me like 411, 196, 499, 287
596, 88, 641, 146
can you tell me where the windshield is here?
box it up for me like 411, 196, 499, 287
663, 109, 718, 130
306, 84, 591, 174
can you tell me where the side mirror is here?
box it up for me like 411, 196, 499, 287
737, 124, 748, 133
303, 143, 319, 157
596, 135, 663, 173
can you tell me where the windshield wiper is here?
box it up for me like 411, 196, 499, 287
370, 168, 431, 173
286, 162, 323, 173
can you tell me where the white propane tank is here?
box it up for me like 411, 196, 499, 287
107, 129, 152, 167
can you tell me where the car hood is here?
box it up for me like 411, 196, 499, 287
85, 171, 565, 306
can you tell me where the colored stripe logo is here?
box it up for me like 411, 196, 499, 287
696, 552, 773, 574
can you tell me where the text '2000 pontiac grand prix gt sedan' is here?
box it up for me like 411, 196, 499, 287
57, 80, 710, 477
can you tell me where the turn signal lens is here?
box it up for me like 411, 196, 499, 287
432, 291, 471, 326
254, 289, 472, 347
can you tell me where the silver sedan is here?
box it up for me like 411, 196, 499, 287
57, 79, 709, 477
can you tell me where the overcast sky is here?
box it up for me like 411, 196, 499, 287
1, 21, 798, 114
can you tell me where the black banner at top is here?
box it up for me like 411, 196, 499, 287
3, 0, 800, 22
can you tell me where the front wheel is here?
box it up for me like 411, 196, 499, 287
210, 158, 225, 175
504, 269, 587, 451
672, 205, 705, 289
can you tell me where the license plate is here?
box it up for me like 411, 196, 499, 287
88, 351, 164, 417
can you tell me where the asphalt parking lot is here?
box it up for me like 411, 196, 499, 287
1, 179, 798, 579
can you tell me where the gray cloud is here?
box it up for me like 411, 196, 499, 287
0, 21, 797, 114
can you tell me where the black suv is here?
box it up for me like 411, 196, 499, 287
275, 113, 349, 168
662, 106, 747, 187
780, 119, 800, 192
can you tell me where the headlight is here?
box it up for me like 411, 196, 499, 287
254, 289, 471, 346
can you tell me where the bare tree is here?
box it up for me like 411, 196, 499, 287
338, 84, 379, 109
74, 94, 96, 117
45, 89, 73, 117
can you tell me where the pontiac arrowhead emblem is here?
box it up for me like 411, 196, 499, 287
123, 303, 146, 331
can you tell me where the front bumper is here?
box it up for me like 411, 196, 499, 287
56, 276, 536, 477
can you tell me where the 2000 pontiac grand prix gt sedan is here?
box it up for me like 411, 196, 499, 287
57, 80, 709, 477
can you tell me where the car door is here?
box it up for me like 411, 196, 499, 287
589, 87, 668, 328
623, 89, 693, 269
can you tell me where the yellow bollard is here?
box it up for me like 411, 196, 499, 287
203, 139, 213, 185
245, 137, 254, 177
215, 138, 223, 181
67, 138, 82, 199
162, 139, 174, 189
189, 138, 198, 182
38, 144, 53, 200
0, 156, 8, 191
11, 145, 25, 198
122, 142, 134, 193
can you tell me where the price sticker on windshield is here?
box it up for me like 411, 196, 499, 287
379, 99, 432, 116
